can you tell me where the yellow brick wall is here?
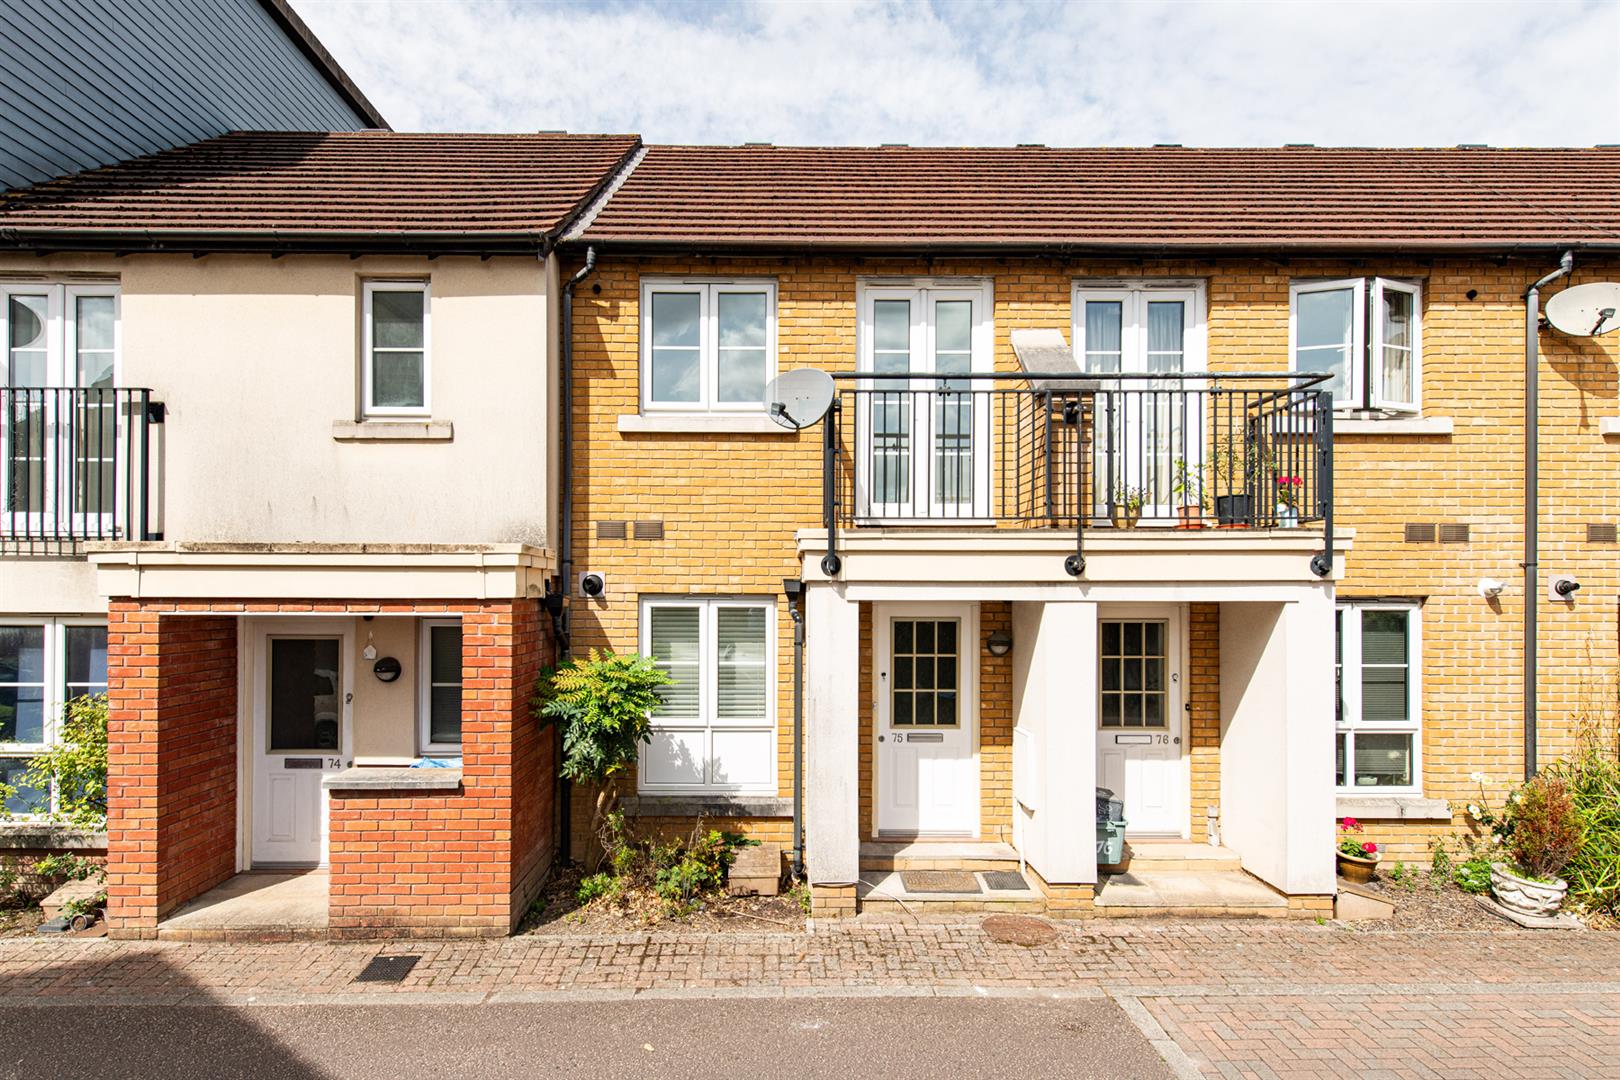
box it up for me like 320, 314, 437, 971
1188, 602, 1222, 843
567, 253, 1620, 864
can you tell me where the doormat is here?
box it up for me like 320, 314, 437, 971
982, 870, 1029, 892
900, 870, 980, 894
354, 954, 420, 984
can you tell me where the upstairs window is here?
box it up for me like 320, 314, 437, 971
1336, 603, 1421, 794
641, 279, 776, 412
1290, 278, 1420, 413
363, 281, 430, 417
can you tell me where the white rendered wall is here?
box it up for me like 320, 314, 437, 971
805, 583, 860, 886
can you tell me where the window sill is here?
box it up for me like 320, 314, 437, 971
332, 419, 453, 442
1334, 416, 1453, 435
1599, 417, 1620, 436
621, 794, 792, 818
0, 821, 107, 850
1335, 794, 1452, 821
617, 413, 791, 435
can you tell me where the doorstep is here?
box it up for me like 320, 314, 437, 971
1094, 869, 1292, 918
859, 840, 1021, 872
1102, 840, 1243, 873
157, 870, 329, 942
857, 868, 1045, 915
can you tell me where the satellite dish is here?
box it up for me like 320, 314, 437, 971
764, 368, 835, 430
1545, 282, 1620, 337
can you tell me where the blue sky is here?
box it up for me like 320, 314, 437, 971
292, 0, 1620, 146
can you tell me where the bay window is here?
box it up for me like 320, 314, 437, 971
1336, 603, 1421, 793
0, 619, 107, 815
1290, 278, 1421, 412
641, 279, 776, 412
639, 598, 775, 794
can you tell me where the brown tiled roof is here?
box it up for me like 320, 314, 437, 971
0, 131, 641, 251
577, 145, 1620, 253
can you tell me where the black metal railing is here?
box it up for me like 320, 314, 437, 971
820, 371, 1333, 578
2, 387, 162, 550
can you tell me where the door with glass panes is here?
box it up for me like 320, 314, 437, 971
875, 604, 979, 836
1074, 287, 1201, 519
1095, 611, 1187, 837
858, 285, 991, 520
1, 285, 120, 535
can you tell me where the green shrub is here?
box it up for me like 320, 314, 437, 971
1429, 838, 1453, 881
1544, 746, 1620, 913
0, 694, 108, 829
1454, 857, 1493, 894
651, 829, 749, 912
576, 873, 620, 906
1506, 773, 1584, 883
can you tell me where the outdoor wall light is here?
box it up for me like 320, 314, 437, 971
373, 656, 402, 683
986, 630, 1013, 657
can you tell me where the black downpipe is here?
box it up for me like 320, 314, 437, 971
1523, 250, 1574, 781
557, 245, 597, 859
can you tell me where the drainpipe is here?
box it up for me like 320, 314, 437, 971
783, 579, 806, 878
556, 245, 597, 858
1523, 250, 1573, 781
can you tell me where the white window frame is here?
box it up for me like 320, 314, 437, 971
1290, 277, 1422, 414
1335, 602, 1422, 795
417, 619, 463, 755
0, 617, 108, 817
361, 280, 431, 418
640, 278, 778, 414
638, 597, 777, 795
1071, 279, 1209, 376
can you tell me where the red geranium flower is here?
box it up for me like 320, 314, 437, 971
1362, 841, 1378, 856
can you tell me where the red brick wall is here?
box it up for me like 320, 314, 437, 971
328, 599, 553, 937
105, 606, 238, 937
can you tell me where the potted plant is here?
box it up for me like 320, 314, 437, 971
1209, 435, 1255, 527
1274, 473, 1303, 528
1486, 773, 1584, 918
1108, 484, 1146, 529
1336, 816, 1379, 882
1171, 458, 1207, 529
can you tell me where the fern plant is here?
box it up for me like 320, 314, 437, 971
534, 650, 671, 861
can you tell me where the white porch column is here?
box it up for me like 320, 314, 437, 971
805, 582, 860, 886
1219, 589, 1337, 896
1011, 600, 1098, 885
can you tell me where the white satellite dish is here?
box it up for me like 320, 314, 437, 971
1545, 282, 1620, 337
764, 368, 835, 430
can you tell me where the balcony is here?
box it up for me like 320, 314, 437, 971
2, 387, 162, 553
819, 371, 1334, 577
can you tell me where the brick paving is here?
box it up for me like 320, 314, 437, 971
2, 920, 1618, 1077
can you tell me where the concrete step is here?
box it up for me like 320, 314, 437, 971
1094, 869, 1291, 918
1103, 841, 1243, 873
856, 869, 1045, 914
859, 840, 1021, 872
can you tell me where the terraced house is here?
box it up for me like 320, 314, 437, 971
1, 135, 1616, 934
561, 145, 1620, 919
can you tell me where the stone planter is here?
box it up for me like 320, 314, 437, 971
1490, 862, 1568, 918
1109, 505, 1142, 529
1336, 850, 1378, 883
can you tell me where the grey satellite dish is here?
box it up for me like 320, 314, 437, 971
764, 368, 836, 430
1545, 282, 1620, 337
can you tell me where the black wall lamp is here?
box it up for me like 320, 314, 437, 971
372, 656, 402, 683
986, 630, 1013, 657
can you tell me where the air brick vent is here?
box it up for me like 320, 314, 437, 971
596, 520, 627, 540
1404, 523, 1437, 543
1438, 523, 1471, 544
633, 520, 665, 540
1588, 522, 1618, 544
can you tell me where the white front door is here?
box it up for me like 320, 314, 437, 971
1095, 611, 1188, 837
250, 620, 352, 867
875, 604, 979, 836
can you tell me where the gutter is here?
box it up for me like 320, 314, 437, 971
0, 228, 550, 258
561, 238, 1620, 260
1521, 250, 1575, 780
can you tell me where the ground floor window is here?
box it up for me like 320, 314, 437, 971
1336, 602, 1421, 792
419, 620, 463, 753
639, 597, 775, 794
0, 618, 106, 814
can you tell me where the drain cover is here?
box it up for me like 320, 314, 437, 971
982, 870, 1029, 891
354, 954, 420, 984
981, 915, 1057, 946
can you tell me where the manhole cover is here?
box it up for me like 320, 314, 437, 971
900, 870, 980, 894
983, 870, 1029, 891
354, 954, 420, 984
981, 915, 1057, 946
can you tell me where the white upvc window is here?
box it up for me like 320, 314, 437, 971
418, 619, 462, 754
1335, 602, 1421, 794
640, 278, 777, 413
1289, 277, 1421, 413
0, 618, 108, 816
362, 281, 430, 417
638, 597, 776, 794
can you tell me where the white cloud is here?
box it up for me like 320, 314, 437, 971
294, 0, 1620, 146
